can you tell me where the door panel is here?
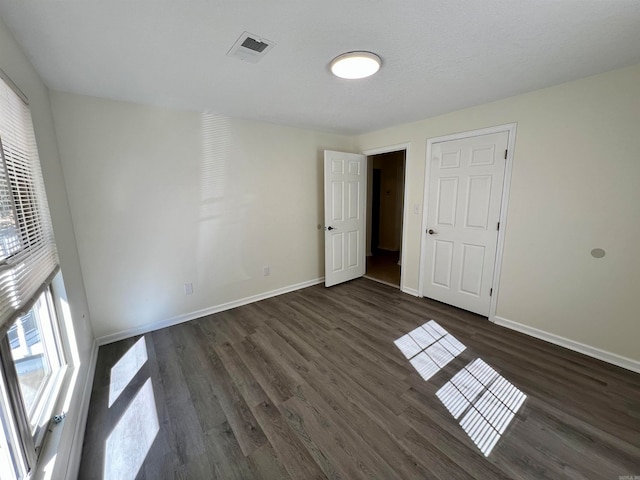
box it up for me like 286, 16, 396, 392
348, 181, 359, 219
332, 182, 343, 221
465, 175, 492, 229
460, 244, 485, 295
331, 233, 343, 271
436, 177, 458, 226
432, 240, 454, 288
470, 145, 496, 165
422, 131, 509, 315
324, 151, 366, 287
441, 149, 461, 168
347, 231, 359, 267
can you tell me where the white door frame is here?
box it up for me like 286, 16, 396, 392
418, 124, 517, 322
362, 142, 411, 293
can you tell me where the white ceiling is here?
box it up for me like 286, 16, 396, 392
1, 1, 640, 135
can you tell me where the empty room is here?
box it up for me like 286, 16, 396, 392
0, 1, 638, 479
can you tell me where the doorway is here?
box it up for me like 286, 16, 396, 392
365, 149, 406, 288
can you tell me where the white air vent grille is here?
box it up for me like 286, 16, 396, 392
227, 32, 275, 63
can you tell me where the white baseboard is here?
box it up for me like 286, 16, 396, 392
65, 339, 99, 479
494, 316, 640, 374
97, 277, 325, 346
402, 286, 420, 297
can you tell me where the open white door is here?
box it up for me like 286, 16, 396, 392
422, 131, 509, 316
324, 150, 366, 287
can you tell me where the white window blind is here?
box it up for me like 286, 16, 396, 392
0, 77, 58, 333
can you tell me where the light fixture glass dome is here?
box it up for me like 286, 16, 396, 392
330, 51, 381, 79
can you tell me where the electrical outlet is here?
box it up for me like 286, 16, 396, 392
184, 282, 193, 295
263, 266, 270, 276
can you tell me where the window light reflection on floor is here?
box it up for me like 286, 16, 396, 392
394, 320, 466, 381
104, 377, 159, 480
395, 320, 526, 457
437, 358, 527, 456
108, 336, 148, 407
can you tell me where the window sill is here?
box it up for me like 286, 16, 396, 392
30, 363, 76, 479
31, 339, 98, 480
32, 364, 68, 451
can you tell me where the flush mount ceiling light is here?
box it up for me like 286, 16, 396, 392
330, 51, 381, 79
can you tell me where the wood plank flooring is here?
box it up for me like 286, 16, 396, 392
78, 279, 640, 479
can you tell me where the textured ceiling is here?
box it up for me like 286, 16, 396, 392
1, 1, 640, 134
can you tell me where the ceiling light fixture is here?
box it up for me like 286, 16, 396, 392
330, 51, 381, 79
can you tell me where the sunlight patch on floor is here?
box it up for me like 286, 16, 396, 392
437, 358, 526, 456
108, 337, 148, 407
104, 378, 159, 479
394, 320, 466, 381
395, 320, 526, 457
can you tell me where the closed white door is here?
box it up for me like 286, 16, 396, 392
422, 132, 508, 315
324, 150, 366, 287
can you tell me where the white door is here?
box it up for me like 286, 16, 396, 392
422, 131, 509, 315
324, 150, 366, 287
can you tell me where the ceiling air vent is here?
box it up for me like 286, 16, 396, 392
227, 32, 275, 64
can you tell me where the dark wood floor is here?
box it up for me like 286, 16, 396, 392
79, 279, 640, 479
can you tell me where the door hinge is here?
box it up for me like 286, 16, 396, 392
490, 288, 493, 297
504, 149, 507, 160
497, 221, 500, 231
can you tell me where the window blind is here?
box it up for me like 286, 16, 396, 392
0, 77, 58, 333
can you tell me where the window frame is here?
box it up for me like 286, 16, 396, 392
0, 285, 67, 468
22, 289, 67, 435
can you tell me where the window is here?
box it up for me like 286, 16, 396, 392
8, 289, 64, 428
0, 70, 64, 479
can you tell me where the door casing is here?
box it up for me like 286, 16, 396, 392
362, 143, 411, 293
419, 124, 517, 322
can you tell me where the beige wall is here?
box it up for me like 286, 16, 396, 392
0, 17, 94, 479
50, 92, 354, 340
356, 63, 640, 362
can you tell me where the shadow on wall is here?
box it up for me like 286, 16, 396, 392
197, 114, 252, 287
